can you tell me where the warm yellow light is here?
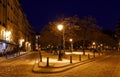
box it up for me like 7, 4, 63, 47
28, 43, 31, 46
5, 31, 11, 41
25, 42, 31, 46
69, 38, 73, 42
57, 24, 63, 31
19, 39, 25, 47
26, 41, 29, 44
92, 42, 95, 45
5, 31, 11, 36
100, 44, 103, 46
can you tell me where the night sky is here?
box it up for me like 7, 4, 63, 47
20, 0, 120, 32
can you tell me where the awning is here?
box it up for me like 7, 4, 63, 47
0, 39, 16, 46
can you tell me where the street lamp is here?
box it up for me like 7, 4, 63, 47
57, 25, 63, 31
92, 42, 96, 48
57, 24, 65, 52
92, 42, 95, 46
69, 38, 73, 53
100, 44, 103, 51
57, 24, 63, 61
92, 42, 96, 51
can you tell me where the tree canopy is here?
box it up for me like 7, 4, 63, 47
40, 16, 116, 49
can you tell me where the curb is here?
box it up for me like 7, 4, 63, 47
32, 56, 102, 73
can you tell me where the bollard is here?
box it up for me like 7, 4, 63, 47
40, 56, 42, 62
79, 55, 81, 61
40, 54, 42, 62
39, 51, 42, 62
70, 56, 72, 63
88, 54, 90, 59
46, 57, 49, 67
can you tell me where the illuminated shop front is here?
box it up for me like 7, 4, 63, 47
19, 39, 31, 51
0, 0, 35, 53
25, 41, 31, 51
0, 42, 6, 53
0, 28, 11, 53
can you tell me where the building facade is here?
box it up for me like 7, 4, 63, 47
35, 33, 40, 51
0, 0, 35, 53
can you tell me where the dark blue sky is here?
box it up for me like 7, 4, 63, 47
20, 0, 120, 32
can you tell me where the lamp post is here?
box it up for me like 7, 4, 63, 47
57, 24, 63, 61
69, 38, 73, 53
92, 42, 96, 57
92, 42, 96, 52
100, 44, 103, 52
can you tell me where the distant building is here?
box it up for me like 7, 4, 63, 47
35, 33, 40, 51
0, 0, 35, 53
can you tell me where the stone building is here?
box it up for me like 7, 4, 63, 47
35, 33, 40, 51
0, 0, 35, 53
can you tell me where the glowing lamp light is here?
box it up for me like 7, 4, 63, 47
92, 42, 96, 45
69, 38, 73, 42
57, 24, 63, 31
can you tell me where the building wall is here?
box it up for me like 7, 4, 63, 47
0, 0, 35, 52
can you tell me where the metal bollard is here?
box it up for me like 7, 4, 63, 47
39, 51, 42, 62
40, 54, 42, 62
79, 55, 81, 61
46, 57, 49, 67
70, 56, 72, 63
93, 52, 95, 58
88, 54, 90, 59
40, 56, 42, 62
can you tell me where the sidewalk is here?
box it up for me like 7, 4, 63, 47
0, 51, 28, 61
32, 50, 103, 73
